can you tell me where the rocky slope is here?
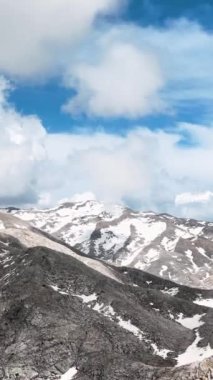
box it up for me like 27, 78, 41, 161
7, 200, 213, 289
0, 212, 213, 379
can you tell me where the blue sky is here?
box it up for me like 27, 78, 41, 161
0, 0, 213, 219
124, 0, 213, 29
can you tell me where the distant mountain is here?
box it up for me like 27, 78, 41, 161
1, 211, 213, 379
7, 200, 213, 289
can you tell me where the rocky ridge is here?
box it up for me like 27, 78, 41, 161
0, 212, 213, 379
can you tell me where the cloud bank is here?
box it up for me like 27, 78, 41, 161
0, 3, 213, 220
1, 79, 213, 220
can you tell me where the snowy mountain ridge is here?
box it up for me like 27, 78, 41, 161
0, 211, 122, 284
1, 211, 213, 379
5, 199, 213, 289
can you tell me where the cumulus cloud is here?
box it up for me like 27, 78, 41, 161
40, 123, 213, 220
1, 4, 213, 222
62, 19, 213, 118
36, 123, 212, 220
0, 76, 46, 205
123, 20, 213, 104
63, 43, 164, 118
0, 4, 212, 121
1, 78, 213, 220
137, 19, 213, 107
0, 0, 121, 79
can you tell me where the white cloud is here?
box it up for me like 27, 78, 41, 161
175, 191, 213, 205
63, 19, 213, 118
1, 5, 213, 222
131, 20, 213, 103
0, 76, 46, 204
40, 124, 213, 220
1, 78, 213, 220
67, 192, 96, 203
0, 5, 212, 120
0, 0, 121, 79
63, 43, 164, 118
0, 2, 212, 120
138, 19, 213, 107
175, 191, 213, 220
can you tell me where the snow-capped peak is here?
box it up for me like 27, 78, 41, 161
4, 199, 213, 288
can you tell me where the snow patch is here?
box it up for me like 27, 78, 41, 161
144, 249, 159, 263
185, 250, 199, 273
77, 293, 98, 303
194, 298, 213, 308
117, 316, 145, 341
0, 220, 5, 230
176, 331, 213, 367
50, 285, 69, 295
161, 287, 179, 296
161, 237, 178, 252
197, 247, 212, 260
176, 313, 205, 329
60, 367, 78, 380
159, 265, 168, 277
151, 343, 171, 359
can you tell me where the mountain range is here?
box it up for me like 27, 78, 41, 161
0, 201, 213, 379
8, 200, 213, 289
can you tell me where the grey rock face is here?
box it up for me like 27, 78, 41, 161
7, 200, 213, 288
0, 213, 213, 379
